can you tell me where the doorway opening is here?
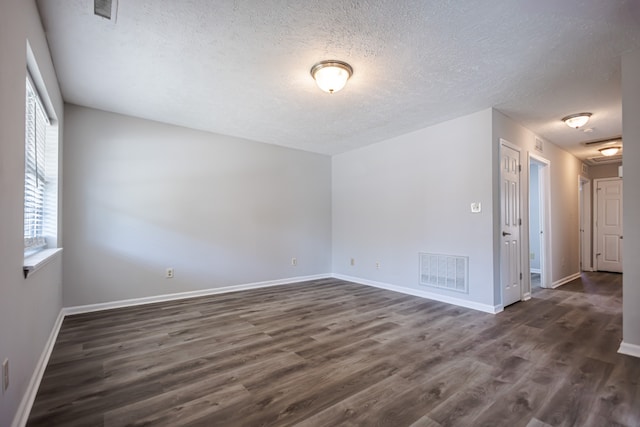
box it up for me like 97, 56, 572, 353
528, 154, 551, 291
579, 176, 592, 272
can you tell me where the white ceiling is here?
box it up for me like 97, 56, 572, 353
37, 0, 640, 158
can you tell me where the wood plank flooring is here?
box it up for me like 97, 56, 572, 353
27, 273, 639, 426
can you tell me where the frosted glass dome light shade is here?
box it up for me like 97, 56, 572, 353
599, 146, 620, 156
311, 60, 353, 94
562, 112, 592, 129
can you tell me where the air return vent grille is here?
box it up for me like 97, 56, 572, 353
586, 154, 623, 165
419, 253, 468, 293
535, 138, 543, 152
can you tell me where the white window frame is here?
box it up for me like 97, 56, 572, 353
23, 51, 62, 277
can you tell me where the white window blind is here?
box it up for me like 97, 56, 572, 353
24, 75, 50, 253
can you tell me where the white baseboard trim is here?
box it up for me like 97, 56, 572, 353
552, 272, 582, 289
63, 274, 332, 316
11, 309, 65, 427
618, 341, 640, 359
332, 274, 502, 314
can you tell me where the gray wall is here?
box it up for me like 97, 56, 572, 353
589, 162, 622, 180
622, 49, 640, 349
0, 1, 64, 425
492, 110, 583, 290
62, 105, 332, 306
332, 109, 498, 308
332, 108, 586, 310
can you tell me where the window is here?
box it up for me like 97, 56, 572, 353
24, 72, 58, 259
24, 75, 49, 253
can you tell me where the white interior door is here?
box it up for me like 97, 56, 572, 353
501, 141, 521, 306
595, 178, 623, 273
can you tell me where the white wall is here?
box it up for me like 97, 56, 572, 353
332, 109, 498, 309
0, 1, 64, 425
492, 110, 583, 290
622, 49, 640, 351
62, 105, 332, 306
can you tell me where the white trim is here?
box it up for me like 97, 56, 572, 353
579, 177, 592, 272
618, 341, 640, 358
528, 152, 552, 290
529, 268, 541, 274
11, 310, 65, 427
333, 274, 502, 314
63, 274, 331, 315
23, 248, 63, 278
551, 272, 582, 289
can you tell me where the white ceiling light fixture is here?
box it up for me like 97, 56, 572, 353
562, 112, 592, 129
599, 146, 621, 156
310, 60, 353, 94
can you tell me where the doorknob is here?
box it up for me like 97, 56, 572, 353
502, 231, 511, 236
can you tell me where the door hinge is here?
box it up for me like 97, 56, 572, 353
519, 218, 522, 226
520, 272, 523, 280
518, 165, 522, 172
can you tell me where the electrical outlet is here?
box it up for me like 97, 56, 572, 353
350, 258, 355, 266
166, 268, 174, 278
291, 257, 297, 266
375, 261, 380, 270
2, 358, 8, 393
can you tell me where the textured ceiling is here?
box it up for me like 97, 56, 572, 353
37, 0, 640, 157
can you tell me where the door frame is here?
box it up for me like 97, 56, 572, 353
528, 153, 552, 290
593, 177, 623, 272
500, 139, 523, 306
579, 175, 592, 271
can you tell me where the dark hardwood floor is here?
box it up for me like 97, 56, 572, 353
27, 273, 638, 426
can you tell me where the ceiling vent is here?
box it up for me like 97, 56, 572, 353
583, 137, 622, 147
585, 154, 623, 165
94, 0, 115, 20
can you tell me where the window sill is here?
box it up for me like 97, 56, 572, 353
24, 248, 63, 278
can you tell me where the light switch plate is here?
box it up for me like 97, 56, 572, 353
471, 202, 482, 213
